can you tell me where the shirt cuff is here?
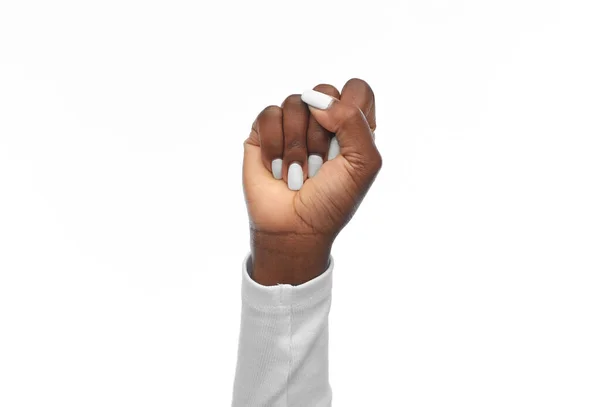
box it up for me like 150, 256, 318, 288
241, 252, 334, 308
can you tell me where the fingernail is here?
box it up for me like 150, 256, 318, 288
271, 158, 283, 179
287, 162, 304, 191
328, 137, 340, 160
301, 89, 334, 110
308, 155, 323, 177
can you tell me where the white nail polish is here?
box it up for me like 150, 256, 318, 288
271, 158, 283, 179
287, 162, 304, 191
328, 137, 340, 160
308, 155, 323, 177
301, 89, 334, 110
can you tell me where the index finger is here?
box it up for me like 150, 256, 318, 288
340, 78, 376, 131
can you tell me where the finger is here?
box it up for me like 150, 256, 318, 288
307, 84, 340, 177
243, 129, 271, 195
324, 79, 376, 160
281, 94, 309, 191
254, 105, 284, 179
300, 89, 382, 180
340, 78, 376, 131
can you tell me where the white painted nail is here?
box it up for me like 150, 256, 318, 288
301, 89, 334, 110
328, 137, 340, 160
308, 155, 323, 178
271, 158, 283, 179
287, 162, 304, 190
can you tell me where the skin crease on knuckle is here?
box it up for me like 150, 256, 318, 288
286, 139, 305, 150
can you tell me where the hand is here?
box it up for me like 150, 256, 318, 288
243, 79, 382, 285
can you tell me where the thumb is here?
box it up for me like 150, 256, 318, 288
301, 89, 381, 172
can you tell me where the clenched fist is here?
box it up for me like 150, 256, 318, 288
243, 79, 382, 285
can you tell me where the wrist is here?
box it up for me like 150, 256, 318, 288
250, 230, 333, 286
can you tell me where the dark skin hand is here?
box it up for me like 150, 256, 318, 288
243, 78, 382, 285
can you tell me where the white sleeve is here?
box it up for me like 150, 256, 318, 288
232, 254, 334, 407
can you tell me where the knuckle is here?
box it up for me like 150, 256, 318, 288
259, 105, 282, 119
343, 104, 365, 123
282, 94, 303, 107
351, 152, 382, 182
345, 78, 373, 94
251, 118, 259, 134
343, 78, 375, 117
286, 138, 305, 150
332, 104, 363, 131
373, 150, 383, 172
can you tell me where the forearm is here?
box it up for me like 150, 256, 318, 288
232, 254, 334, 407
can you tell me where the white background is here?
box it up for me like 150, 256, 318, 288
1, 0, 599, 405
